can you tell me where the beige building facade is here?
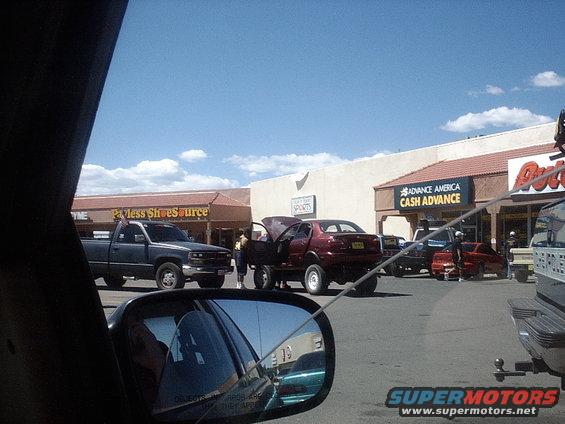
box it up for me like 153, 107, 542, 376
250, 123, 557, 240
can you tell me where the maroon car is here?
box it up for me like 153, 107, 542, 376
431, 242, 506, 280
248, 217, 382, 295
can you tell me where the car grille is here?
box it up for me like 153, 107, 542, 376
189, 251, 231, 266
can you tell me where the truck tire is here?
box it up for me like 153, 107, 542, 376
354, 276, 378, 296
197, 275, 225, 288
253, 266, 275, 290
304, 264, 327, 295
515, 270, 528, 283
156, 262, 185, 290
393, 265, 404, 278
103, 276, 126, 288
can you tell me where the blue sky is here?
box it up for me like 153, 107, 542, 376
78, 0, 564, 195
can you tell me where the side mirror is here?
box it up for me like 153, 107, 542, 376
108, 289, 335, 424
135, 234, 147, 243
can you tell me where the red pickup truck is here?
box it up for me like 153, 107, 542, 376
248, 217, 382, 296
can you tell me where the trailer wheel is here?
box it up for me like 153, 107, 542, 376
304, 264, 327, 295
253, 266, 275, 290
156, 262, 185, 290
515, 269, 528, 283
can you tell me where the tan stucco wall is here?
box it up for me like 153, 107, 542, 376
250, 123, 555, 234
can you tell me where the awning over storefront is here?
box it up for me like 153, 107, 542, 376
71, 190, 251, 245
374, 143, 558, 248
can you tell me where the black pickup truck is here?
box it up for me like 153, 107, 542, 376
82, 220, 233, 289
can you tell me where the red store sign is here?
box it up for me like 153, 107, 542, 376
508, 153, 565, 196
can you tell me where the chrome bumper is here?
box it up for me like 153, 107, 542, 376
182, 264, 234, 278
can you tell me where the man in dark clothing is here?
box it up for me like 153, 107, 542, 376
451, 231, 465, 282
505, 231, 518, 279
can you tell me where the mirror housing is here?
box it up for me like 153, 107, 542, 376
108, 289, 335, 424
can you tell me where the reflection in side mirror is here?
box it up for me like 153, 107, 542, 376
108, 290, 334, 424
134, 234, 147, 243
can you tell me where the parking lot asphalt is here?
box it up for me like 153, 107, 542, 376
97, 271, 565, 423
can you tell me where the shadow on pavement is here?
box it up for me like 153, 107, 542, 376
96, 285, 158, 293
269, 286, 411, 299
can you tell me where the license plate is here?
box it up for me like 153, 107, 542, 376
351, 242, 364, 249
527, 264, 533, 271
218, 269, 228, 275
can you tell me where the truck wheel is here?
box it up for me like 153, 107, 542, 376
393, 266, 404, 278
515, 270, 528, 283
103, 276, 126, 288
156, 262, 185, 290
304, 264, 327, 295
198, 275, 225, 288
253, 266, 275, 290
354, 276, 378, 296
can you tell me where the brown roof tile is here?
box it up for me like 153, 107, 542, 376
72, 191, 247, 210
375, 143, 555, 189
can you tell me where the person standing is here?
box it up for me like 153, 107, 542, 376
505, 231, 518, 279
233, 229, 250, 289
451, 231, 465, 282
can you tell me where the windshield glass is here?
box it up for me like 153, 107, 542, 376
144, 224, 190, 243
89, 2, 565, 423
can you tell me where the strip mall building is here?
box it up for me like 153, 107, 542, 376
250, 123, 563, 249
71, 189, 250, 248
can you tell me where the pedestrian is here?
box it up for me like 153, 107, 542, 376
505, 231, 518, 279
451, 230, 465, 282
233, 228, 250, 289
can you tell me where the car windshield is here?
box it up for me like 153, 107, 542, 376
318, 221, 365, 234
84, 2, 565, 423
143, 224, 190, 242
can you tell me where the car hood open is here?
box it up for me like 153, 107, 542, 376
261, 216, 302, 241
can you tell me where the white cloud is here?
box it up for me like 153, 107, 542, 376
77, 159, 238, 195
441, 107, 552, 133
485, 85, 504, 95
467, 84, 504, 97
531, 71, 565, 87
225, 152, 347, 177
225, 150, 394, 177
353, 150, 393, 161
179, 149, 207, 162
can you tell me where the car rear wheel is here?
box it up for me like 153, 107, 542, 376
103, 276, 126, 288
354, 276, 378, 296
253, 265, 275, 290
514, 269, 528, 283
156, 262, 185, 290
304, 264, 327, 295
197, 275, 225, 288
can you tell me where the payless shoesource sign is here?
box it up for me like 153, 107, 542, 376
394, 177, 471, 210
112, 207, 209, 221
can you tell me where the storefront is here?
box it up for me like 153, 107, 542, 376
374, 143, 561, 250
71, 190, 251, 248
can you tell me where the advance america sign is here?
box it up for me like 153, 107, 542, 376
394, 177, 471, 210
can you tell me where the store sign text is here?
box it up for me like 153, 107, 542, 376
112, 207, 209, 220
71, 211, 90, 221
291, 195, 316, 216
394, 177, 470, 210
509, 153, 565, 196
